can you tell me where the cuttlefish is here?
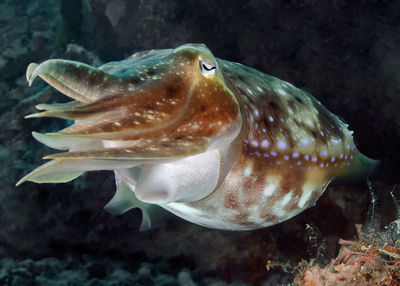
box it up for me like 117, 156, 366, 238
17, 44, 376, 231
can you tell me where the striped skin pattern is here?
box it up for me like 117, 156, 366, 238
18, 44, 375, 230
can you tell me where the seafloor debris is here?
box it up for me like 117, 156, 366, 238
298, 223, 400, 286
295, 183, 400, 286
267, 182, 400, 286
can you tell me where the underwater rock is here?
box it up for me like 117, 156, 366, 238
0, 0, 400, 284
0, 256, 286, 286
0, 0, 59, 84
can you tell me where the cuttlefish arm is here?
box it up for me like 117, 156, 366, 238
26, 61, 113, 103
16, 158, 140, 185
16, 136, 209, 186
26, 48, 174, 104
43, 137, 209, 160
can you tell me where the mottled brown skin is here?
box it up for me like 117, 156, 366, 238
38, 49, 239, 143
164, 54, 368, 230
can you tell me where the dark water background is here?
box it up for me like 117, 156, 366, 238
1, 0, 399, 285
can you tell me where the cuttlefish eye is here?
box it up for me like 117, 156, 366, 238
199, 58, 217, 77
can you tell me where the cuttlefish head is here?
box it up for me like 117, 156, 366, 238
17, 44, 242, 185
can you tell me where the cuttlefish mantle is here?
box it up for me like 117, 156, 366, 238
17, 43, 377, 231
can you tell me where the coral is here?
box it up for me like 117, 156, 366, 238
295, 183, 400, 286
298, 224, 400, 285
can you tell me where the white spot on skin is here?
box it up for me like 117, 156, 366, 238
268, 116, 274, 122
244, 162, 253, 177
332, 139, 340, 145
284, 155, 289, 160
277, 140, 287, 150
301, 139, 309, 146
311, 156, 317, 162
272, 192, 292, 217
247, 206, 264, 224
251, 140, 259, 147
292, 152, 299, 158
277, 89, 287, 96
261, 140, 270, 148
280, 192, 292, 206
320, 150, 328, 157
263, 176, 280, 197
256, 86, 263, 92
298, 184, 314, 208
165, 202, 205, 218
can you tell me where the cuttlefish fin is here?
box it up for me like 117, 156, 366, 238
139, 203, 172, 231
16, 158, 140, 186
42, 137, 210, 160
104, 171, 171, 231
335, 151, 379, 183
104, 173, 140, 216
26, 60, 121, 103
